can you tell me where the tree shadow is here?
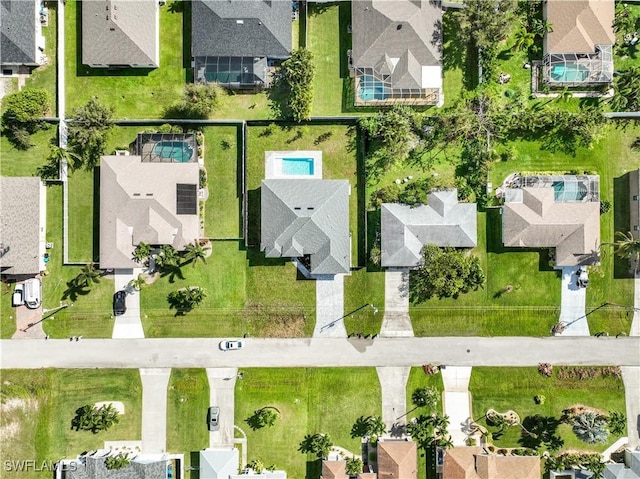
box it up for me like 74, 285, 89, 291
62, 280, 91, 302
305, 459, 322, 479
613, 173, 634, 279
518, 414, 563, 450
159, 264, 185, 283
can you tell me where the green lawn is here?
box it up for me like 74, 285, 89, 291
166, 369, 210, 477
0, 369, 141, 479
470, 367, 626, 453
614, 3, 640, 71
235, 368, 381, 479
25, 1, 57, 113
343, 268, 385, 335
0, 126, 57, 177
1, 280, 16, 338
203, 126, 242, 239
64, 0, 186, 118
67, 169, 95, 262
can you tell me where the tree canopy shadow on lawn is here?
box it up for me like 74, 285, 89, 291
62, 280, 91, 302
518, 414, 564, 451
305, 459, 322, 479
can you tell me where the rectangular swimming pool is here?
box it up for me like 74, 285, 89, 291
282, 157, 315, 176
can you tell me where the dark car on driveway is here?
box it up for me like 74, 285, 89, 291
113, 291, 127, 316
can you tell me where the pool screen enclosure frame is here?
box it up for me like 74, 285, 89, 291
542, 45, 613, 87
353, 67, 440, 106
134, 133, 197, 163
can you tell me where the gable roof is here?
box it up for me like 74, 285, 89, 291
381, 190, 477, 267
352, 0, 442, 89
0, 177, 44, 276
321, 460, 348, 479
544, 0, 615, 54
0, 0, 37, 65
82, 0, 159, 67
200, 448, 239, 479
99, 156, 200, 269
502, 187, 600, 267
191, 0, 291, 59
443, 447, 541, 479
65, 456, 167, 479
261, 179, 350, 275
377, 440, 417, 479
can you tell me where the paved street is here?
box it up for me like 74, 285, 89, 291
2, 337, 639, 369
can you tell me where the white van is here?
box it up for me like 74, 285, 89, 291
23, 278, 42, 309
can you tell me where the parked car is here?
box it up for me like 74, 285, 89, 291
23, 278, 41, 309
208, 406, 220, 431
576, 267, 589, 288
12, 283, 24, 307
113, 290, 127, 316
219, 339, 244, 351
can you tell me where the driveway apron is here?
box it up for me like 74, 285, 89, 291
112, 269, 144, 339
376, 367, 411, 431
207, 368, 238, 447
314, 275, 346, 337
381, 268, 413, 337
441, 366, 473, 446
140, 368, 171, 453
557, 267, 589, 336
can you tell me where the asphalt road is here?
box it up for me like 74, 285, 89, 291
1, 337, 639, 369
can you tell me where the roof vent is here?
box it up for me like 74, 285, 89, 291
236, 19, 244, 25
133, 193, 141, 197
397, 24, 402, 30
307, 207, 314, 210
294, 207, 301, 210
146, 193, 153, 196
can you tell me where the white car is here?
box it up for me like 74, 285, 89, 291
219, 339, 244, 351
12, 284, 24, 307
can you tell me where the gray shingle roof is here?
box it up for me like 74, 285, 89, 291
0, 0, 37, 65
352, 0, 442, 87
200, 448, 239, 479
0, 177, 44, 276
99, 156, 200, 269
261, 179, 351, 275
82, 0, 158, 67
66, 456, 166, 479
191, 0, 291, 59
381, 190, 477, 268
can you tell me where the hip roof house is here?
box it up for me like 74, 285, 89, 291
381, 189, 477, 268
351, 0, 443, 106
192, 0, 291, 89
261, 179, 351, 276
542, 0, 615, 86
99, 155, 200, 269
1, 0, 43, 74
82, 0, 159, 68
441, 446, 541, 479
0, 177, 47, 277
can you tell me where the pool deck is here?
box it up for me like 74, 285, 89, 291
265, 150, 323, 179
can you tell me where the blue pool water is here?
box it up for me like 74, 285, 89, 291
282, 158, 314, 176
550, 63, 589, 83
153, 141, 194, 162
359, 75, 387, 101
553, 181, 587, 202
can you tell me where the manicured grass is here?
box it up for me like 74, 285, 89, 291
214, 90, 273, 121
203, 126, 242, 239
25, 1, 57, 113
1, 280, 16, 338
67, 169, 95, 262
166, 369, 210, 475
441, 11, 469, 107
64, 0, 186, 118
41, 185, 115, 338
343, 268, 385, 335
0, 369, 141, 479
470, 367, 626, 453
0, 126, 57, 177
235, 368, 381, 479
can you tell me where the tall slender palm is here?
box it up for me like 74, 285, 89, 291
513, 27, 534, 52
183, 242, 210, 268
610, 231, 640, 262
49, 145, 83, 171
73, 263, 101, 288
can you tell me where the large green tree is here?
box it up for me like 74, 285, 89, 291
1, 88, 51, 149
68, 97, 114, 169
410, 245, 485, 302
298, 433, 333, 459
280, 48, 315, 122
350, 415, 387, 440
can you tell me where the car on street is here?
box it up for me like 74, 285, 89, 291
208, 406, 220, 431
219, 339, 244, 351
113, 290, 127, 316
12, 284, 24, 307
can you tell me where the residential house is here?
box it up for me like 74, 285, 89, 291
0, 0, 44, 75
441, 446, 541, 479
200, 447, 287, 479
0, 177, 47, 278
99, 155, 200, 269
501, 175, 600, 267
261, 179, 351, 276
542, 0, 615, 86
192, 0, 291, 89
381, 189, 477, 268
631, 169, 640, 240
82, 0, 159, 68
57, 452, 182, 479
604, 449, 640, 479
351, 0, 443, 106
321, 460, 349, 479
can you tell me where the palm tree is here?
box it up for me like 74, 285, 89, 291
607, 410, 626, 436
49, 145, 83, 171
298, 433, 333, 459
513, 27, 534, 52
128, 274, 146, 291
610, 231, 640, 263
350, 415, 387, 440
572, 411, 609, 444
73, 263, 102, 288
156, 244, 179, 268
132, 242, 152, 264
183, 241, 210, 268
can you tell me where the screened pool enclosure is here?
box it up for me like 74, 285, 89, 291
542, 45, 613, 86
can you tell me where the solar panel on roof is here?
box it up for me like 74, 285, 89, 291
176, 184, 197, 215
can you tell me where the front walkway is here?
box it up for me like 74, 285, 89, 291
556, 267, 589, 336
206, 368, 238, 448
112, 269, 144, 339
140, 368, 171, 453
441, 366, 473, 446
313, 275, 346, 337
376, 367, 411, 431
381, 268, 413, 337
631, 271, 640, 337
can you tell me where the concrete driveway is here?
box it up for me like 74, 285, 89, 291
207, 368, 238, 447
314, 275, 346, 337
12, 303, 45, 339
441, 366, 472, 446
112, 269, 144, 339
376, 367, 410, 431
557, 267, 589, 336
140, 368, 171, 453
381, 268, 413, 337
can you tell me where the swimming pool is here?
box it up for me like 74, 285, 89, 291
550, 63, 590, 83
359, 75, 387, 101
553, 181, 588, 202
282, 157, 315, 176
152, 141, 194, 163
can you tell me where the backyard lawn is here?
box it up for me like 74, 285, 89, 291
25, 1, 57, 113
235, 368, 381, 479
64, 0, 186, 118
0, 369, 142, 479
0, 126, 57, 177
470, 367, 626, 453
